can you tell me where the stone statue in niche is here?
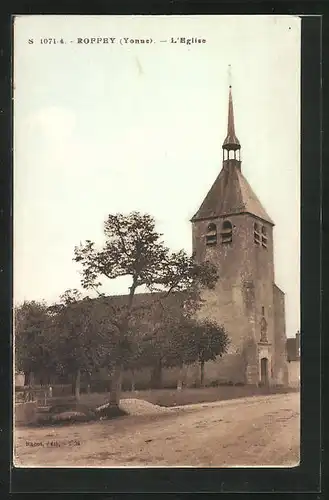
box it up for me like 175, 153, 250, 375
260, 316, 268, 342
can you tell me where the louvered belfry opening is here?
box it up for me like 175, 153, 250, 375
261, 226, 268, 248
254, 222, 261, 245
221, 220, 232, 244
205, 222, 217, 245
254, 222, 268, 248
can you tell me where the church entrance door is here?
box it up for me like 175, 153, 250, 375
260, 357, 269, 386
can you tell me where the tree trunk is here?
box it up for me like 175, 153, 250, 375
29, 371, 35, 387
109, 364, 122, 408
26, 371, 35, 401
107, 280, 137, 407
71, 373, 75, 395
151, 361, 162, 389
131, 370, 136, 392
176, 364, 184, 391
200, 360, 205, 387
75, 368, 81, 401
86, 372, 91, 394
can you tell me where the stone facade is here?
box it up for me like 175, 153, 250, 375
188, 212, 288, 386
192, 214, 274, 383
187, 86, 288, 387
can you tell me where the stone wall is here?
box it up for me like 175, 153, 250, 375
15, 402, 37, 425
288, 360, 300, 388
122, 354, 248, 389
273, 284, 289, 385
15, 373, 25, 387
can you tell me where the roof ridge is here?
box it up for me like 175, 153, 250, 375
235, 169, 274, 225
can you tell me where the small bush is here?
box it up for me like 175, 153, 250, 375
121, 381, 133, 392
50, 412, 95, 425
36, 401, 100, 426
95, 404, 128, 420
207, 380, 219, 387
162, 382, 179, 390
49, 402, 95, 416
36, 411, 97, 426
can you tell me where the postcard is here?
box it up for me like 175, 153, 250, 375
13, 14, 301, 468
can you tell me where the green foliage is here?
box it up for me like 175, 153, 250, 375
189, 319, 230, 364
47, 290, 117, 376
15, 212, 221, 399
74, 212, 218, 297
127, 295, 185, 371
142, 316, 230, 371
73, 212, 219, 387
14, 300, 54, 377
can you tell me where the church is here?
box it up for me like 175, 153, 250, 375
188, 85, 288, 387
16, 85, 290, 391
120, 84, 289, 389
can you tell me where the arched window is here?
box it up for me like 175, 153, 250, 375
221, 220, 232, 244
261, 226, 268, 248
254, 222, 261, 245
205, 223, 217, 245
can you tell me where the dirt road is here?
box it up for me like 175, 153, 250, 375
14, 392, 300, 467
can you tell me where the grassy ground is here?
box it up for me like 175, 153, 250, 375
45, 385, 298, 410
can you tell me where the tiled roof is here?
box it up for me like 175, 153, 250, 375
273, 283, 285, 295
191, 161, 274, 225
86, 291, 187, 324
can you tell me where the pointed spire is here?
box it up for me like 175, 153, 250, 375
222, 69, 240, 151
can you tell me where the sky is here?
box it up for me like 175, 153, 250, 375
13, 15, 301, 337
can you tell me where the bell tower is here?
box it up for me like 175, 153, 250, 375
191, 78, 287, 386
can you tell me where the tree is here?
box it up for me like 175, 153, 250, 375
48, 289, 115, 400
160, 317, 196, 390
121, 331, 146, 391
73, 212, 218, 410
14, 300, 54, 387
137, 316, 230, 390
134, 295, 192, 389
189, 319, 230, 386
